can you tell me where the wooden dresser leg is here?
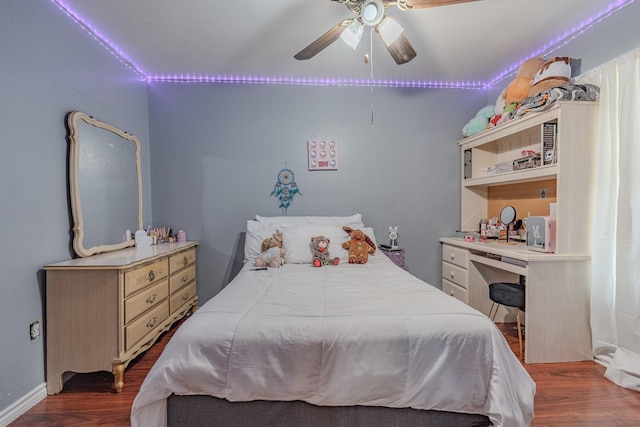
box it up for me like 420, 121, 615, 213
112, 362, 125, 393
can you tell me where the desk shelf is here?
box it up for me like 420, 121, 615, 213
459, 101, 598, 255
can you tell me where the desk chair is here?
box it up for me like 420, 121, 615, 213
489, 277, 526, 358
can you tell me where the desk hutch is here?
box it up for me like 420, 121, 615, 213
440, 101, 598, 363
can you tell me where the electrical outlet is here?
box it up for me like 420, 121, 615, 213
540, 188, 547, 199
30, 321, 40, 340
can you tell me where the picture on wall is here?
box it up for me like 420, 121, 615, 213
308, 140, 338, 170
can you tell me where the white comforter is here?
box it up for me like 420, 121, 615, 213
131, 255, 535, 427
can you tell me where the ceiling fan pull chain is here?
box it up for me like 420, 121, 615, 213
370, 28, 375, 127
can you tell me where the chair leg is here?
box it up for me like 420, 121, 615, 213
516, 309, 524, 359
489, 302, 498, 321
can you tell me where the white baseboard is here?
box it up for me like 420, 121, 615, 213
0, 383, 47, 427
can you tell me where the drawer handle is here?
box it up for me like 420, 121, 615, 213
450, 254, 455, 260
146, 293, 158, 304
146, 316, 158, 328
450, 271, 455, 278
181, 275, 189, 283
148, 270, 155, 281
183, 256, 189, 266
449, 290, 455, 296
181, 292, 190, 301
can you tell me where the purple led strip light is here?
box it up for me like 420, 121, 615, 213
51, 0, 635, 88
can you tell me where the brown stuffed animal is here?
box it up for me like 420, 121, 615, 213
342, 226, 376, 264
311, 235, 340, 267
503, 57, 545, 104
254, 232, 286, 268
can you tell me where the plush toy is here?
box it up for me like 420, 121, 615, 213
254, 232, 286, 268
311, 235, 339, 267
462, 105, 495, 137
504, 57, 546, 104
528, 57, 572, 98
342, 226, 376, 264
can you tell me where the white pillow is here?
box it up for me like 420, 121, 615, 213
244, 220, 281, 262
255, 214, 364, 228
281, 223, 352, 264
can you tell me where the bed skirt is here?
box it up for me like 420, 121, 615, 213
167, 395, 491, 427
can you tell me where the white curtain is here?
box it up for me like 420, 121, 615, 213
576, 48, 640, 391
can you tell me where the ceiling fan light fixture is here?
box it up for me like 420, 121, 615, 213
361, 0, 384, 27
377, 16, 404, 46
340, 19, 364, 49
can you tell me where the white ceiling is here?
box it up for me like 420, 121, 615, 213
55, 0, 628, 86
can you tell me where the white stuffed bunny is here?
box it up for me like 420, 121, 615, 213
389, 226, 398, 249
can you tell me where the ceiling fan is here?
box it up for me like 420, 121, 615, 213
294, 0, 478, 65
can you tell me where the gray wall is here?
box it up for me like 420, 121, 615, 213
0, 0, 150, 415
2, 0, 640, 419
148, 83, 485, 302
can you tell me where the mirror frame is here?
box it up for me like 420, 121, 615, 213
67, 110, 143, 257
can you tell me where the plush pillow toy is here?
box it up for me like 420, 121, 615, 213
503, 57, 545, 104
311, 235, 340, 267
528, 57, 572, 98
462, 105, 496, 137
342, 226, 376, 264
254, 232, 286, 268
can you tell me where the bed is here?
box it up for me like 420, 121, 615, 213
131, 215, 535, 427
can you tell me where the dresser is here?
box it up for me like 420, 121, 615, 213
44, 241, 198, 394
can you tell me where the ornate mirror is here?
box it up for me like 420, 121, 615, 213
67, 111, 143, 257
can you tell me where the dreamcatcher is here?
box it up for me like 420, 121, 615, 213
270, 167, 301, 214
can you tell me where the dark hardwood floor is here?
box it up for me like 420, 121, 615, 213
11, 322, 640, 426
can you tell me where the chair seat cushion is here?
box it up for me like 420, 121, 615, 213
489, 282, 525, 310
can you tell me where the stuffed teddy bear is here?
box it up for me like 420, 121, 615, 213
254, 232, 286, 268
311, 235, 339, 267
342, 226, 376, 264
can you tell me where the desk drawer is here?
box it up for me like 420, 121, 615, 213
124, 280, 168, 324
124, 259, 169, 297
442, 262, 468, 289
125, 301, 169, 351
442, 244, 468, 269
170, 281, 197, 314
442, 279, 469, 304
169, 264, 196, 294
169, 248, 196, 274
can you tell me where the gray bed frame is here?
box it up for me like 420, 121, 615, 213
167, 395, 491, 426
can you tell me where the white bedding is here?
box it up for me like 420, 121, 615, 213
131, 255, 535, 427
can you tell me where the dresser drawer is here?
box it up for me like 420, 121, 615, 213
125, 301, 169, 351
124, 259, 169, 297
124, 280, 169, 324
169, 248, 196, 274
442, 261, 468, 289
442, 244, 468, 269
169, 264, 196, 294
442, 279, 469, 304
170, 280, 197, 314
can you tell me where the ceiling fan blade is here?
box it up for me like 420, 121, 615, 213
375, 16, 416, 65
396, 0, 479, 11
294, 19, 353, 60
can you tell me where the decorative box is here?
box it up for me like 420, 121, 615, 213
379, 247, 405, 269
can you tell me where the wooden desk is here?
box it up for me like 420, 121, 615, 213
440, 237, 592, 364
